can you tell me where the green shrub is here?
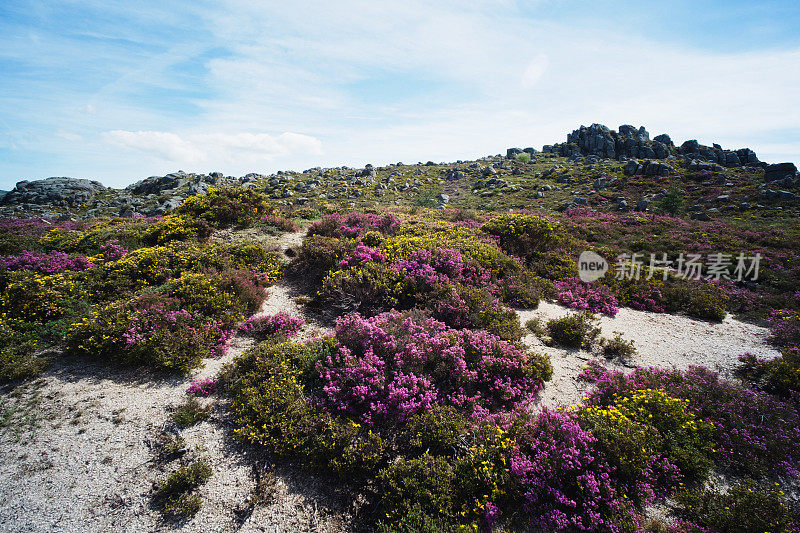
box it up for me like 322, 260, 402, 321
481, 213, 557, 257
662, 278, 728, 322
361, 230, 384, 247
452, 285, 523, 342
142, 215, 213, 244
318, 262, 403, 315
601, 332, 637, 359
38, 218, 149, 254
527, 251, 579, 280
171, 397, 211, 427
0, 325, 45, 383
654, 186, 685, 215
0, 270, 87, 323
576, 405, 669, 504
547, 312, 600, 349
175, 187, 272, 228
292, 235, 355, 284
164, 492, 202, 517
65, 294, 229, 373
497, 272, 552, 308
675, 479, 796, 533
229, 338, 386, 479
524, 317, 547, 336
378, 455, 458, 527
515, 152, 531, 164
154, 459, 213, 518
737, 348, 800, 397
615, 389, 714, 480
401, 405, 470, 456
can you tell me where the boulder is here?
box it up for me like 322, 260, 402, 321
1, 177, 107, 206
764, 162, 798, 182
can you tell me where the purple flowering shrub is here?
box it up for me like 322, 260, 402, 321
580, 364, 800, 478
316, 311, 551, 425
308, 212, 401, 239
99, 240, 128, 261
187, 377, 218, 396
261, 213, 300, 232
240, 311, 305, 338
554, 278, 620, 316
66, 294, 234, 372
769, 309, 800, 347
508, 409, 625, 531
337, 244, 386, 268
0, 250, 93, 275
394, 247, 491, 290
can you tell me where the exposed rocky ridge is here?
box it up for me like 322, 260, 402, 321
538, 123, 761, 168
0, 124, 797, 220
0, 177, 106, 208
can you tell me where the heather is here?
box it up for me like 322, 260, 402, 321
1, 168, 799, 531
0, 188, 284, 380
580, 363, 800, 478
239, 311, 305, 338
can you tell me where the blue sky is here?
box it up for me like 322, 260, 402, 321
1, 0, 799, 188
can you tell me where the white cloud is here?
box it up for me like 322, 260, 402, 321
521, 53, 549, 88
56, 131, 83, 142
102, 130, 322, 167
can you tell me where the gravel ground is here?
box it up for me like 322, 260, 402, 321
519, 301, 781, 409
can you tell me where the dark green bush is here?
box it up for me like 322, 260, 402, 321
675, 479, 797, 533
401, 405, 470, 456
547, 312, 600, 349
377, 455, 458, 527
171, 397, 211, 427
662, 278, 728, 322
175, 187, 272, 228
292, 235, 355, 284
737, 348, 800, 397
154, 459, 213, 518
601, 332, 637, 359
481, 214, 557, 257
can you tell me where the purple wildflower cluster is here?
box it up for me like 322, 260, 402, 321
581, 364, 800, 478
123, 297, 234, 358
554, 278, 619, 316
337, 244, 387, 268
316, 311, 545, 425
99, 240, 128, 261
239, 311, 305, 338
0, 250, 93, 274
509, 409, 624, 531
627, 285, 665, 313
187, 377, 218, 396
394, 248, 491, 289
308, 212, 401, 238
768, 308, 800, 347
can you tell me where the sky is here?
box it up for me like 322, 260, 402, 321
1, 0, 799, 189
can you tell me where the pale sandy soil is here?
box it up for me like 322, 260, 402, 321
519, 301, 780, 409
0, 228, 783, 532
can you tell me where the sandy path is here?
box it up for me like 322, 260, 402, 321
518, 301, 781, 409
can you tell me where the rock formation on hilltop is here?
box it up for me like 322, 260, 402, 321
0, 177, 106, 208
540, 123, 760, 168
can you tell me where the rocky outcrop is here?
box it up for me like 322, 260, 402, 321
542, 123, 761, 168
764, 162, 798, 182
0, 177, 106, 207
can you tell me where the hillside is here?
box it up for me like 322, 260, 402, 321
0, 124, 799, 532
